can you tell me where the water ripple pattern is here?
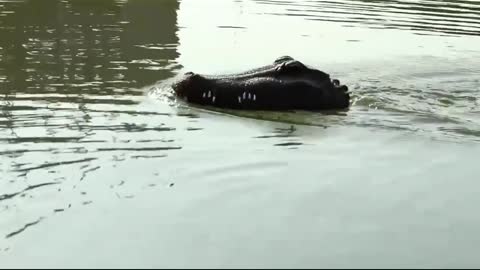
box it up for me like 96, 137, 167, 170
0, 0, 184, 240
242, 0, 480, 141
1, 0, 480, 252
254, 0, 480, 37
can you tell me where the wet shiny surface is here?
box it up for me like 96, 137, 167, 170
1, 0, 480, 267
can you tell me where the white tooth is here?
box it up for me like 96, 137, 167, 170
212, 96, 216, 103
253, 94, 256, 101
243, 92, 246, 99
238, 96, 242, 103
202, 92, 206, 98
208, 91, 211, 98
248, 93, 251, 99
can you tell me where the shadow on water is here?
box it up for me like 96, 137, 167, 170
173, 98, 348, 128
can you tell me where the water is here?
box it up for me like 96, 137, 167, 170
1, 0, 480, 268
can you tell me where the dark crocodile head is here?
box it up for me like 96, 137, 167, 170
172, 56, 350, 111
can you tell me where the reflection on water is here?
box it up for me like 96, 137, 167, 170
1, 0, 480, 262
0, 0, 184, 240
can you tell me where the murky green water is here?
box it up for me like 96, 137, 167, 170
1, 0, 480, 268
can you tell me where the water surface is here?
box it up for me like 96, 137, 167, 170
1, 0, 480, 268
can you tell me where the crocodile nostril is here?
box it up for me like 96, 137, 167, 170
332, 79, 340, 87
184, 71, 195, 76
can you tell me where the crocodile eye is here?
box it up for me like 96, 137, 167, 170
286, 60, 306, 69
273, 55, 294, 65
275, 60, 306, 73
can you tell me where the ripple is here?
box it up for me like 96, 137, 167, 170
130, 154, 168, 159
5, 217, 45, 239
1, 182, 56, 199
0, 136, 85, 144
134, 43, 179, 50
217, 25, 246, 29
66, 124, 176, 132
79, 165, 101, 181
14, 157, 97, 173
274, 142, 304, 147
96, 146, 182, 152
